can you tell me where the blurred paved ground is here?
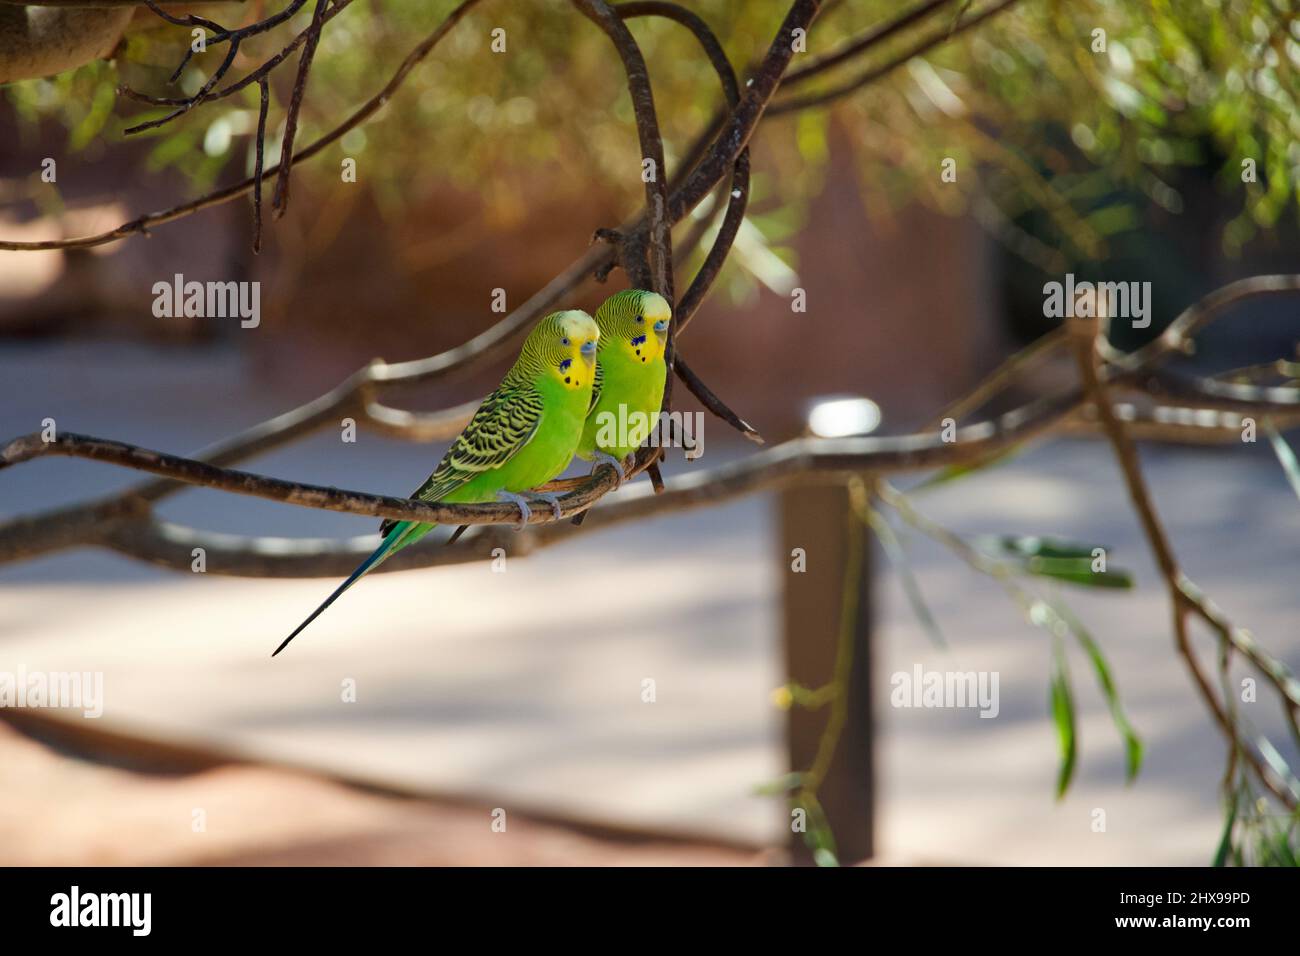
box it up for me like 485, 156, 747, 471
0, 721, 758, 865
2, 341, 1298, 864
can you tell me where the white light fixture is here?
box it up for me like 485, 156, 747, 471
806, 395, 881, 438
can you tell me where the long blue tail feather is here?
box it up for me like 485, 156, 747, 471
272, 523, 408, 657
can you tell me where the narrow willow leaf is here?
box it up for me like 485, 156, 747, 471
979, 534, 1110, 561
974, 536, 1135, 589
1025, 556, 1134, 590
1049, 638, 1078, 800
798, 791, 839, 866
812, 847, 840, 867
1049, 599, 1143, 782
1265, 420, 1300, 504
1212, 789, 1239, 868
1261, 813, 1299, 867
1255, 734, 1300, 802
865, 506, 947, 649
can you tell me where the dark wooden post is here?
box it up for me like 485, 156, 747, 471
779, 480, 874, 865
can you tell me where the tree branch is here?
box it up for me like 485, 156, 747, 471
0, 384, 1077, 572
0, 430, 622, 527
616, 2, 747, 334
576, 0, 673, 298
780, 0, 952, 87
769, 0, 1021, 116
0, 0, 488, 251
1069, 316, 1300, 809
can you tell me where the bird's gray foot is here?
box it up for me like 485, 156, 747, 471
530, 490, 564, 520
496, 490, 532, 531
590, 450, 625, 488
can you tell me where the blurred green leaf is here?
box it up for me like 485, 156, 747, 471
1049, 599, 1143, 782
1212, 788, 1239, 868
796, 791, 840, 867
980, 535, 1103, 561
974, 536, 1135, 588
1258, 809, 1299, 867
69, 79, 116, 152
4, 0, 1300, 260
812, 848, 840, 867
1265, 420, 1300, 504
1024, 556, 1134, 590
1254, 734, 1300, 800
1048, 638, 1077, 800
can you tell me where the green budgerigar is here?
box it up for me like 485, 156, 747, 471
273, 309, 601, 656
576, 289, 672, 477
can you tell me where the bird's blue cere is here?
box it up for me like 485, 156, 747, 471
653, 319, 669, 333
581, 339, 598, 355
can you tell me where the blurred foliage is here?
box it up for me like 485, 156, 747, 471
3, 0, 1299, 276
1216, 782, 1300, 865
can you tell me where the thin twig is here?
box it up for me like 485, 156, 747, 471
617, 1, 748, 332
769, 0, 1021, 115
4, 277, 1295, 570
120, 0, 355, 110
271, 0, 330, 218
922, 326, 1068, 431
0, 384, 1075, 575
251, 76, 271, 253
781, 0, 953, 87
125, 0, 312, 134
574, 0, 673, 300
0, 0, 489, 251
1068, 316, 1298, 809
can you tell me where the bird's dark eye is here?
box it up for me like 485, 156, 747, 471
636, 315, 644, 323
562, 337, 570, 346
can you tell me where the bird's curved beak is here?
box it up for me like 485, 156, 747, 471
653, 318, 669, 347
580, 338, 598, 367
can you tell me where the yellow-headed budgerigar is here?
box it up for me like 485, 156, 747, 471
576, 289, 672, 478
272, 309, 600, 656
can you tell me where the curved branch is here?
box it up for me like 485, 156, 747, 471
0, 385, 1079, 571
1103, 275, 1300, 373
0, 0, 997, 253
1070, 317, 1300, 809
0, 430, 625, 526
617, 1, 749, 334
0, 0, 488, 251
768, 0, 1021, 116
675, 356, 763, 443
573, 0, 673, 300
120, 0, 354, 110
4, 275, 1297, 571
780, 0, 951, 88
269, 0, 329, 217
669, 0, 822, 220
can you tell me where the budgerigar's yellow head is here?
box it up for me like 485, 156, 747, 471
595, 289, 672, 366
525, 308, 599, 391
